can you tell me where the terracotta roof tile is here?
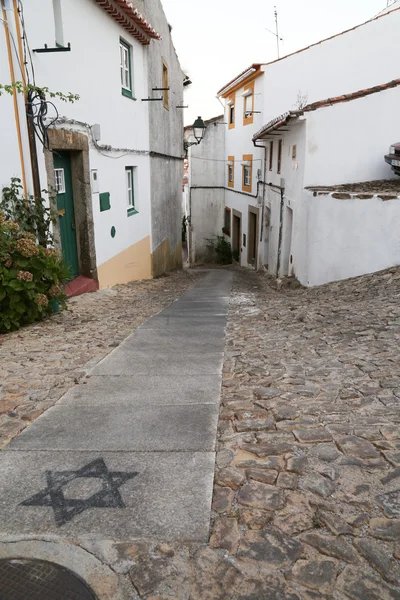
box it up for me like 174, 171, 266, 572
94, 0, 161, 45
253, 78, 400, 140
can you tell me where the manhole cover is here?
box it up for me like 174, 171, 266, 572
0, 559, 96, 600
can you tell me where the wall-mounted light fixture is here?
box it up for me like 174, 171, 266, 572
184, 116, 206, 154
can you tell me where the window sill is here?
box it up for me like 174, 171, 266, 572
122, 89, 136, 101
127, 207, 138, 217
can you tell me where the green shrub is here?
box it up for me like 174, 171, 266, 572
232, 249, 240, 262
0, 177, 56, 247
207, 235, 232, 265
0, 213, 70, 333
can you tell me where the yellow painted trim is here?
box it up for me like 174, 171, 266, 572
228, 93, 235, 130
227, 155, 234, 188
242, 154, 253, 193
162, 59, 169, 110
97, 235, 152, 288
2, 1, 28, 197
221, 70, 264, 99
243, 81, 255, 126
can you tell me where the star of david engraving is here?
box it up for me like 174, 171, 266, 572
21, 458, 138, 527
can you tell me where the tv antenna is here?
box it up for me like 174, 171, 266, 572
265, 6, 283, 59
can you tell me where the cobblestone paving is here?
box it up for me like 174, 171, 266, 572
0, 270, 202, 449
119, 267, 400, 599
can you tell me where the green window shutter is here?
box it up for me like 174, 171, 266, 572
99, 192, 111, 212
120, 38, 135, 99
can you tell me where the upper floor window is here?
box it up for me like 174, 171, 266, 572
243, 165, 251, 187
243, 82, 255, 125
228, 94, 235, 129
162, 61, 169, 109
227, 156, 234, 189
229, 104, 235, 125
120, 39, 133, 98
277, 140, 283, 174
269, 141, 274, 171
244, 94, 252, 118
242, 154, 253, 192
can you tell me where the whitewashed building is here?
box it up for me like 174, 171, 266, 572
253, 80, 400, 287
217, 65, 266, 269
190, 4, 400, 284
0, 0, 185, 292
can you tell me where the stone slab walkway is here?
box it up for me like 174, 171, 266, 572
0, 270, 202, 449
0, 271, 233, 543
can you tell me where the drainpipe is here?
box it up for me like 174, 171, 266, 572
267, 181, 285, 278
253, 139, 267, 244
188, 185, 192, 264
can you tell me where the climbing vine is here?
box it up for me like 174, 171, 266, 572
0, 81, 79, 103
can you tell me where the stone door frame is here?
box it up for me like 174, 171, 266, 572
44, 129, 98, 282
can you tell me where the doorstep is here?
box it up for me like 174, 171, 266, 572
66, 276, 99, 298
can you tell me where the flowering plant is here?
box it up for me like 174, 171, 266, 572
0, 213, 70, 332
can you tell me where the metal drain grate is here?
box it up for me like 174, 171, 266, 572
0, 559, 96, 600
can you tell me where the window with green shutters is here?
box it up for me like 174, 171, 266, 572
126, 167, 137, 216
120, 39, 133, 99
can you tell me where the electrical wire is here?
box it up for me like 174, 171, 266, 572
17, 0, 35, 85
28, 88, 59, 149
50, 116, 151, 159
0, 17, 24, 79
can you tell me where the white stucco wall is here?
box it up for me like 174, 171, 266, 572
303, 191, 400, 287
264, 121, 307, 280
1, 0, 153, 276
304, 86, 400, 187
262, 8, 400, 124
188, 116, 225, 263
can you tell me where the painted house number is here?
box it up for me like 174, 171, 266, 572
54, 168, 66, 194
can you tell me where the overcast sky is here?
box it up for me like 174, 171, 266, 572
161, 0, 394, 124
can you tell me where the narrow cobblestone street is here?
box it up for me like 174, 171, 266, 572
1, 267, 400, 599
117, 267, 400, 599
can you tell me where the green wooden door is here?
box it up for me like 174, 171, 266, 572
53, 152, 79, 280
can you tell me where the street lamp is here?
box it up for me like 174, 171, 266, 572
192, 116, 206, 144
184, 116, 206, 154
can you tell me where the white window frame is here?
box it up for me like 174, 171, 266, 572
229, 103, 235, 125
120, 40, 131, 92
243, 165, 251, 187
54, 168, 65, 194
228, 164, 233, 183
126, 167, 135, 209
243, 91, 253, 117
